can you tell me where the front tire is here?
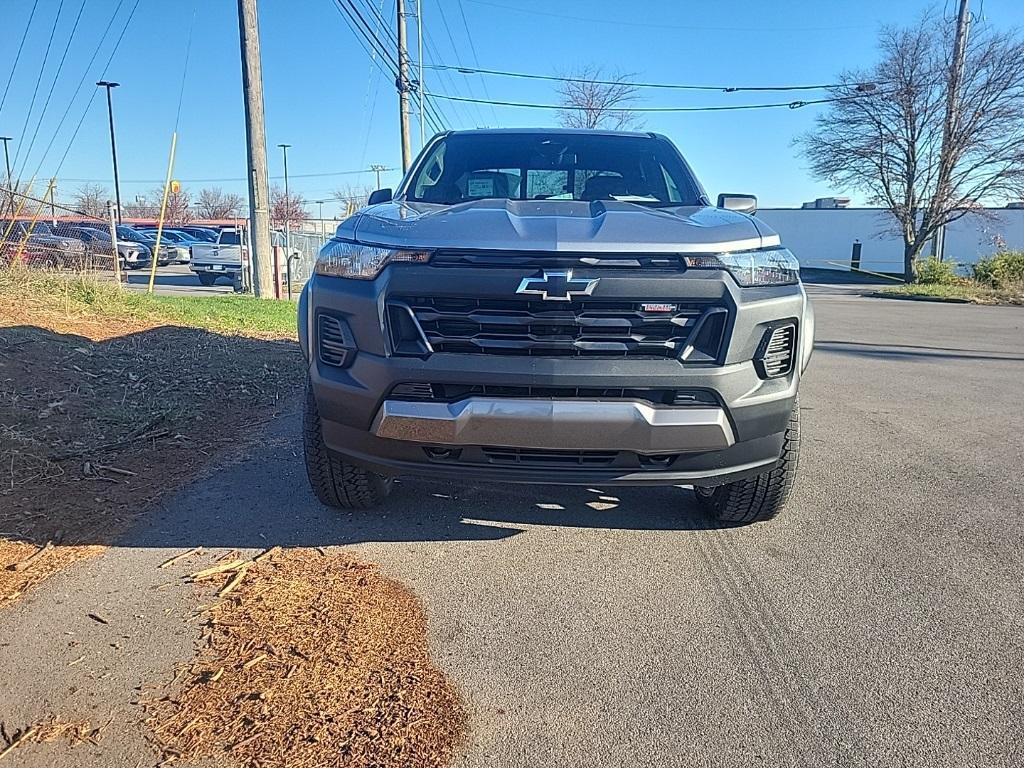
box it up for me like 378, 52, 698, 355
694, 400, 801, 524
302, 380, 392, 510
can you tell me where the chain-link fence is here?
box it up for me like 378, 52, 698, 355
284, 230, 330, 288
1, 186, 124, 274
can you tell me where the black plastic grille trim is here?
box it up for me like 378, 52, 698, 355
389, 383, 720, 407
396, 296, 720, 359
317, 314, 354, 368
755, 323, 796, 378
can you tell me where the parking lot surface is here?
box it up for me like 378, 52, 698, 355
2, 292, 1021, 767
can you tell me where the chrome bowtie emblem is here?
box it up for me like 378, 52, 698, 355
515, 270, 599, 301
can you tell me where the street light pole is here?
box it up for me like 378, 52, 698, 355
315, 199, 325, 240
0, 136, 13, 216
277, 143, 291, 253
96, 81, 123, 224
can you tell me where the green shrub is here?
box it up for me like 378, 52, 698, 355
973, 251, 1024, 288
915, 255, 958, 284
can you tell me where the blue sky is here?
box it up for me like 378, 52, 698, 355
2, 0, 1022, 217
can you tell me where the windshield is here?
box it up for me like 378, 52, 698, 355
404, 132, 704, 207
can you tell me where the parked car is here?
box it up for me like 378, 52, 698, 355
52, 223, 152, 270
115, 225, 177, 266
0, 219, 89, 268
177, 226, 219, 242
300, 128, 814, 524
135, 227, 199, 262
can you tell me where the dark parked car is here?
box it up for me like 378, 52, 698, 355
0, 219, 89, 268
53, 223, 151, 270
300, 128, 814, 524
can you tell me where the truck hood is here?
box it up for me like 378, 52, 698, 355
346, 199, 780, 253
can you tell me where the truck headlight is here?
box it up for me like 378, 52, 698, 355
315, 239, 430, 279
685, 248, 800, 287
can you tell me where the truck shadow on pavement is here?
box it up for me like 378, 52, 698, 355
123, 415, 722, 552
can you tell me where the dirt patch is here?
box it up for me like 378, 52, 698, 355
0, 307, 302, 604
145, 548, 465, 768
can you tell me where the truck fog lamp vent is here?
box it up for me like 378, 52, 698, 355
317, 314, 356, 368
755, 324, 796, 378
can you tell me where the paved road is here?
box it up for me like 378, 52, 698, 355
2, 293, 1022, 767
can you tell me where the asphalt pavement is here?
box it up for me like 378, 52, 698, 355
2, 292, 1022, 767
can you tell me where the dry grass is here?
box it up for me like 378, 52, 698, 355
145, 548, 465, 768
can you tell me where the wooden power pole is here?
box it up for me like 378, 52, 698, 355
237, 0, 274, 298
396, 0, 413, 172
934, 0, 972, 263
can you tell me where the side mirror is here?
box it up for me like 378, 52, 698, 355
367, 188, 393, 205
717, 193, 757, 215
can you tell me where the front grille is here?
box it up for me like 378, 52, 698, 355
396, 296, 719, 359
755, 324, 796, 378
481, 447, 618, 467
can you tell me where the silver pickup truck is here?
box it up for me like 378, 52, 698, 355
300, 128, 814, 524
189, 227, 247, 286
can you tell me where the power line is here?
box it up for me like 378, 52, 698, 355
30, 0, 127, 180
464, 0, 875, 33
424, 64, 883, 94
15, 0, 89, 180
12, 0, 67, 175
425, 91, 886, 113
333, 0, 445, 133
455, 0, 498, 124
0, 0, 41, 118
433, 0, 489, 126
52, 0, 143, 176
348, 0, 450, 131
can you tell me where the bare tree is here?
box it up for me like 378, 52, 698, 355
798, 17, 1024, 281
146, 186, 193, 225
72, 183, 109, 218
270, 185, 307, 227
195, 187, 244, 219
557, 66, 643, 131
333, 184, 375, 217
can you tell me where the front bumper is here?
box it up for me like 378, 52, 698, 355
302, 265, 811, 486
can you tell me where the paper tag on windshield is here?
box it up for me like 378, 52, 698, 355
467, 178, 494, 197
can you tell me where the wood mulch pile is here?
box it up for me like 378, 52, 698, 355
145, 547, 465, 768
0, 316, 302, 605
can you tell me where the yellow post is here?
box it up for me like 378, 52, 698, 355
15, 178, 56, 265
1, 176, 36, 245
147, 131, 178, 294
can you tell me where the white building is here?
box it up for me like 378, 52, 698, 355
757, 207, 1024, 274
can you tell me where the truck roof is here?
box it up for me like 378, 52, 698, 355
442, 127, 658, 139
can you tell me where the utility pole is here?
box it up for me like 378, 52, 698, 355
0, 137, 12, 216
49, 181, 56, 223
396, 0, 413, 172
237, 0, 274, 298
370, 163, 386, 190
417, 0, 425, 147
96, 81, 123, 225
278, 143, 291, 255
934, 0, 971, 264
